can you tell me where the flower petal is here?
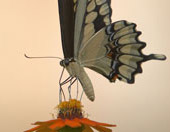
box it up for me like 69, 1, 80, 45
34, 119, 57, 125
92, 126, 112, 132
49, 119, 65, 130
78, 118, 116, 127
82, 125, 94, 132
77, 118, 96, 126
93, 122, 116, 127
65, 119, 82, 128
25, 125, 41, 132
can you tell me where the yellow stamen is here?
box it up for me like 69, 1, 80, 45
57, 99, 84, 119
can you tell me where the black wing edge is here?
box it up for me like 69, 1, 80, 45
105, 20, 166, 84
58, 0, 75, 58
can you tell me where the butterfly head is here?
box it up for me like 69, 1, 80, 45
60, 58, 74, 67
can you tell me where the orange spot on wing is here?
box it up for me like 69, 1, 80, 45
112, 74, 118, 82
107, 52, 113, 59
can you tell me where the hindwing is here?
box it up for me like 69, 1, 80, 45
79, 20, 166, 83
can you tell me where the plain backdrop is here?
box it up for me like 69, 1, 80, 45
0, 0, 170, 132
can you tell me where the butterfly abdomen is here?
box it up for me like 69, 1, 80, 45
66, 62, 95, 101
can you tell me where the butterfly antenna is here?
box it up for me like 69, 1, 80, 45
24, 54, 63, 60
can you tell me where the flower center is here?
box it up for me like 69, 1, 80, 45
57, 99, 83, 120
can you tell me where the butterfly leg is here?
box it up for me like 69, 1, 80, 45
60, 76, 73, 86
60, 76, 73, 101
76, 79, 79, 100
80, 90, 84, 101
59, 67, 66, 102
59, 74, 78, 101
68, 78, 77, 100
76, 78, 84, 101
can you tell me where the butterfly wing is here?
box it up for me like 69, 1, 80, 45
58, 0, 112, 59
58, 0, 112, 101
58, 0, 75, 58
74, 0, 112, 59
78, 20, 166, 83
58, 0, 166, 101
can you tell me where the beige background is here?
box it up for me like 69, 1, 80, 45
0, 0, 170, 132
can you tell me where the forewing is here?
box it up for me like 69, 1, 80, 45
74, 0, 112, 59
58, 0, 76, 58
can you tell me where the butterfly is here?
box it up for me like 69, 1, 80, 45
58, 0, 166, 101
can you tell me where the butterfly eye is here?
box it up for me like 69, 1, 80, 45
60, 60, 65, 67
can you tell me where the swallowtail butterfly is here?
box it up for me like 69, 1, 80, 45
58, 0, 166, 101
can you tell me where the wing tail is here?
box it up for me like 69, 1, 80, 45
144, 54, 166, 61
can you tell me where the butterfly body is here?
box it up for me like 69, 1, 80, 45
58, 0, 166, 101
60, 59, 95, 101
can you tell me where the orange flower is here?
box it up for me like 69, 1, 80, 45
25, 100, 116, 132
